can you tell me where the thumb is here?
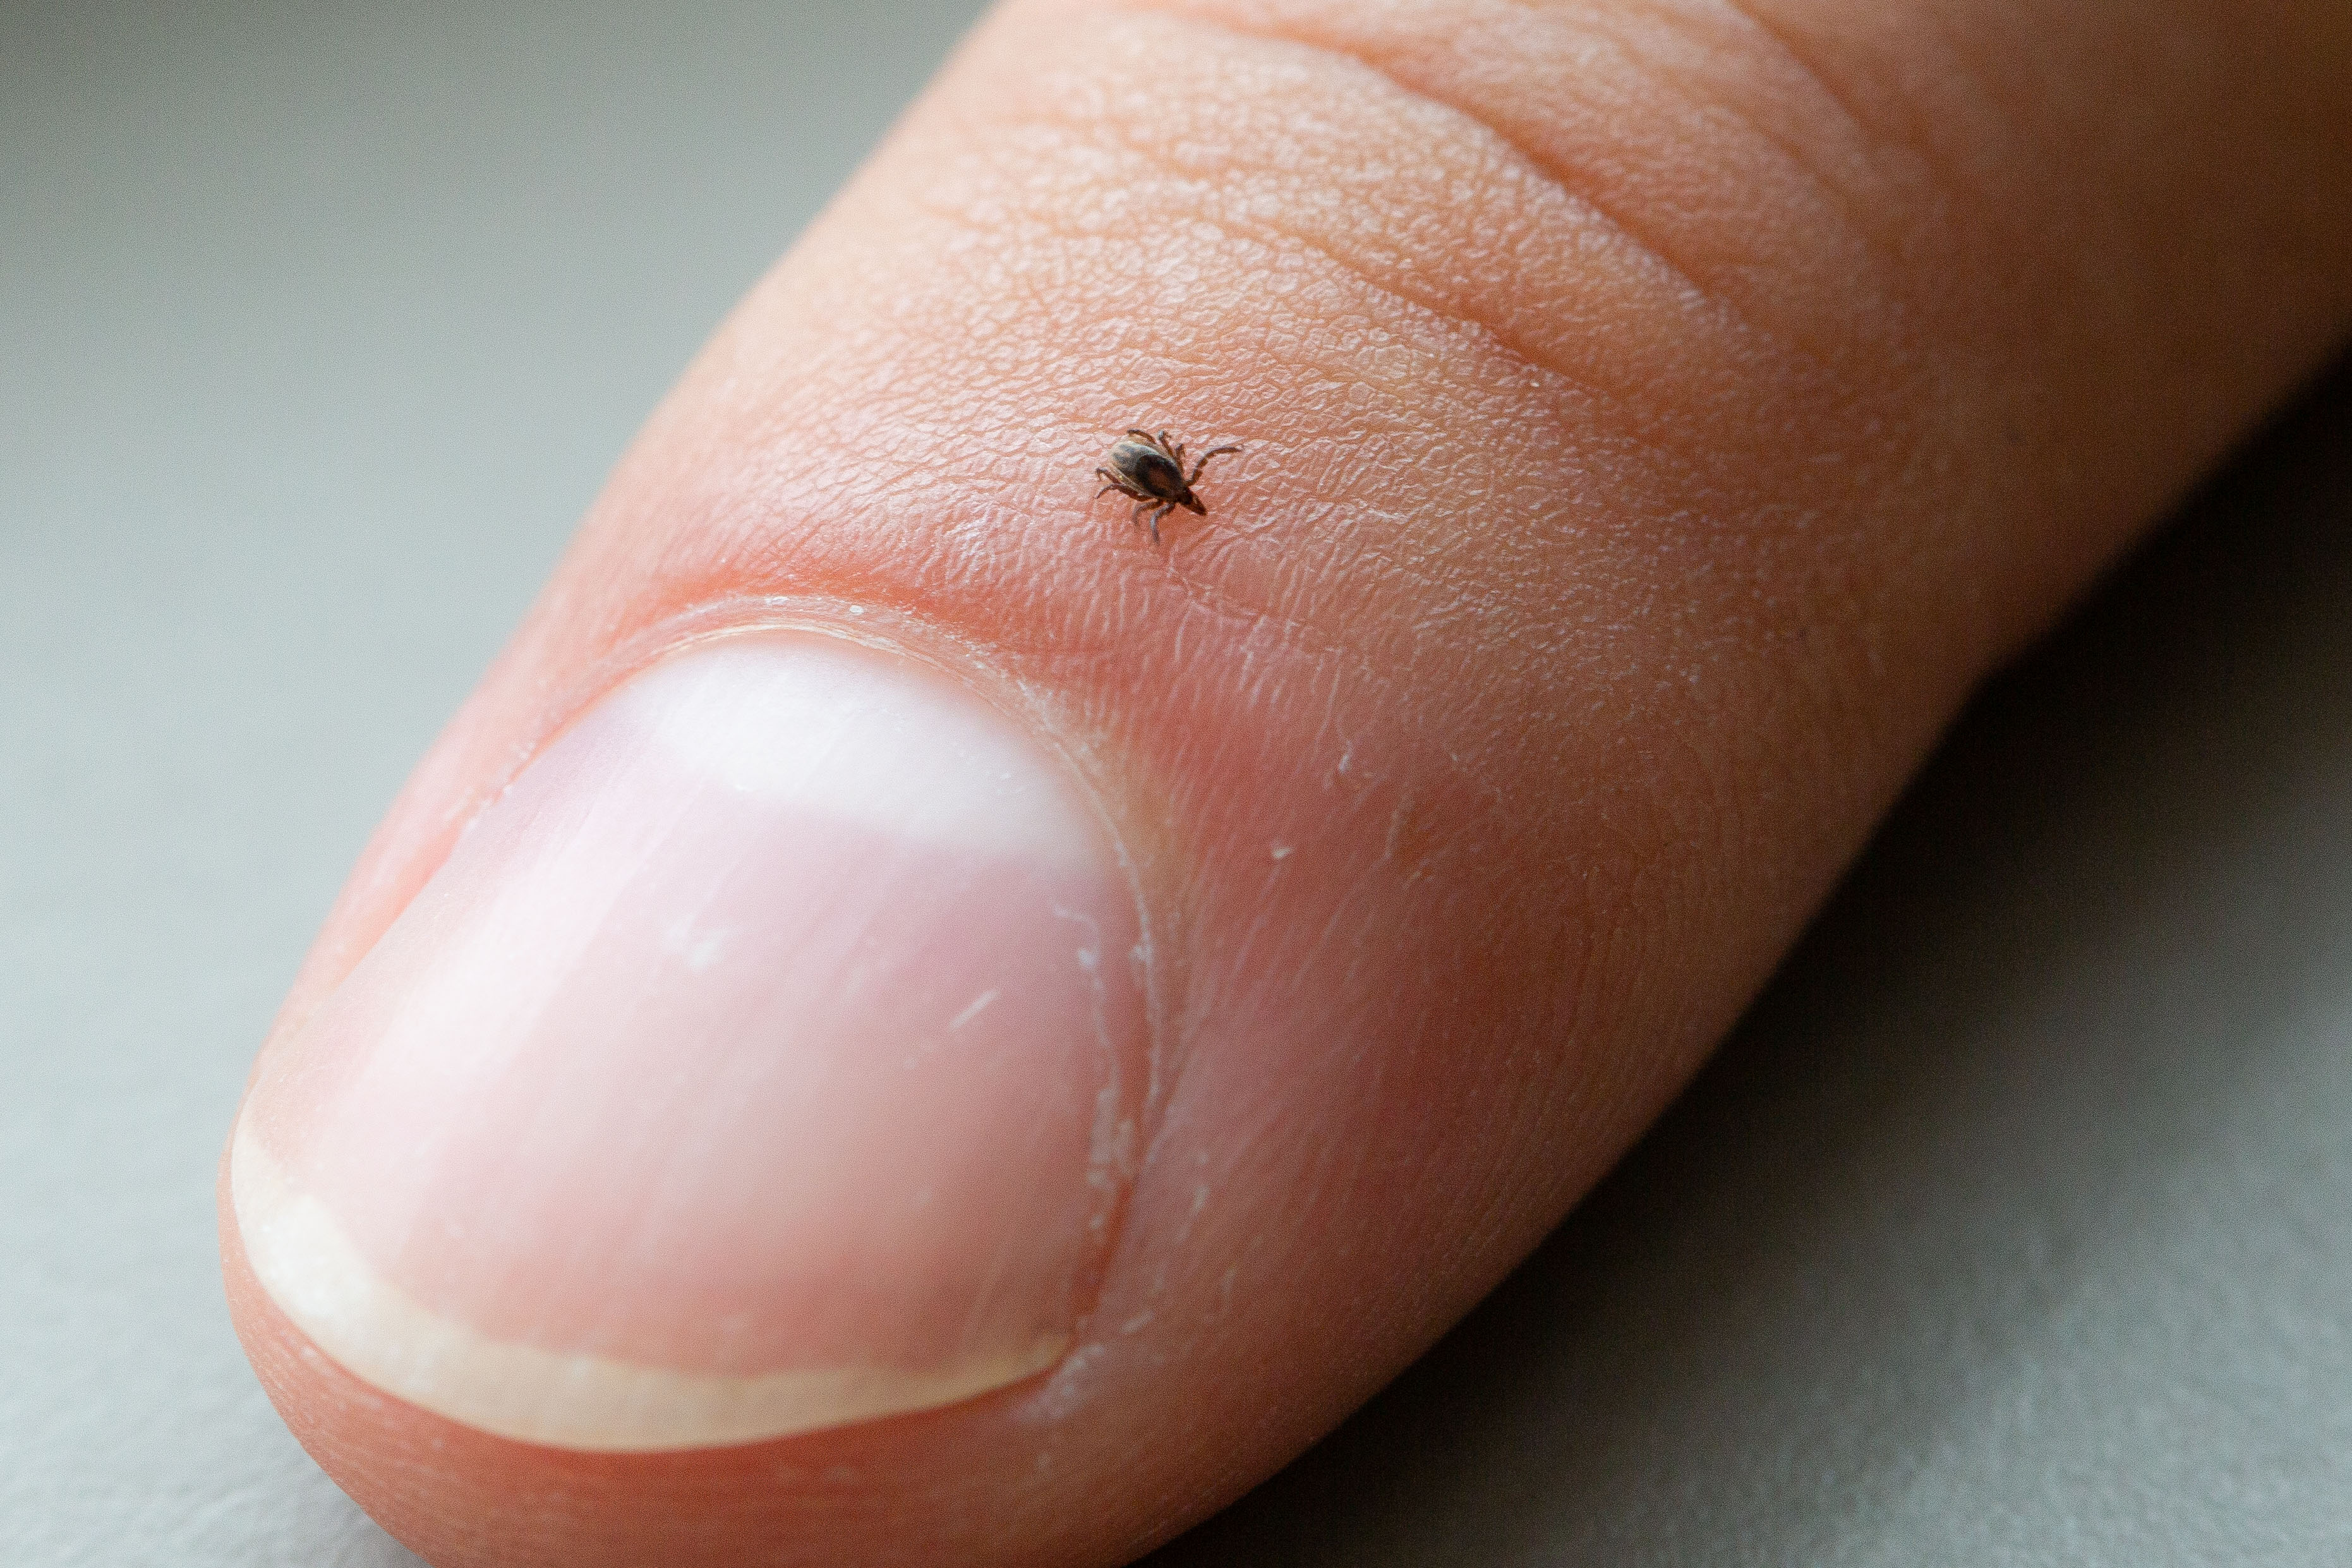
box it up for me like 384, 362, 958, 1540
224, 1, 2352, 1564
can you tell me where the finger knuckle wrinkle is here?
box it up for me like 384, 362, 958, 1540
1082, 1, 1939, 384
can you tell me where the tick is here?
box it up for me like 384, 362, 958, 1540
1095, 428, 1241, 545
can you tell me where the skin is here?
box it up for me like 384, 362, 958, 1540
222, 0, 2352, 1563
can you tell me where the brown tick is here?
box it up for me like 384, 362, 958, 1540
1095, 428, 1241, 545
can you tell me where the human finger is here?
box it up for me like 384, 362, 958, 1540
223, 1, 2351, 1564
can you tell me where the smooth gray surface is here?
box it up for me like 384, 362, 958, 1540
4, 4, 2349, 1565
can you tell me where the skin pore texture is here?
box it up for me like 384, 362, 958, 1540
222, 0, 2352, 1564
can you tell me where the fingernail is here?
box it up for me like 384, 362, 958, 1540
231, 634, 1147, 1451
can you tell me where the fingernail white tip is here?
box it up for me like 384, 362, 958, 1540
231, 1127, 1068, 1452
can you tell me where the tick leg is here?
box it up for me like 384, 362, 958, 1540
1127, 497, 1173, 545
1187, 444, 1242, 485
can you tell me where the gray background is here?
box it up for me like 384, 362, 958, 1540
3, 2, 2348, 1564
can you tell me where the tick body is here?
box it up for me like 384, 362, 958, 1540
1095, 428, 1241, 545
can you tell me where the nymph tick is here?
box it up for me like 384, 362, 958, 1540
1095, 428, 1241, 545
